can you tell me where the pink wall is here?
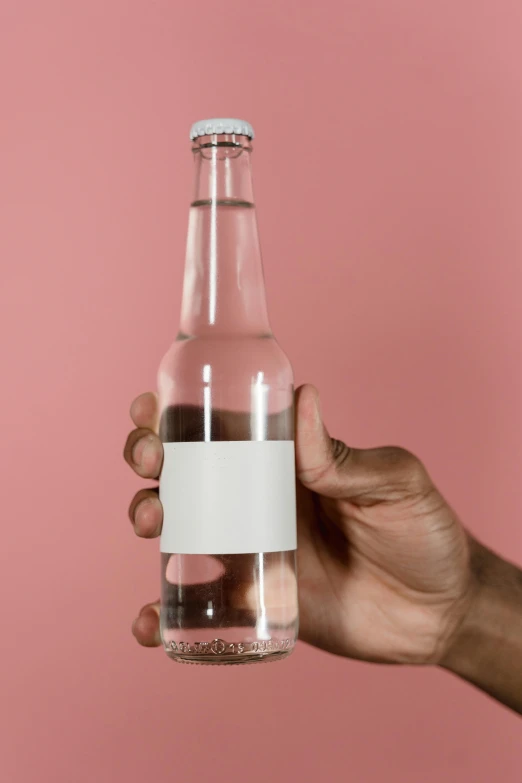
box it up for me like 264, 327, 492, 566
1, 1, 521, 780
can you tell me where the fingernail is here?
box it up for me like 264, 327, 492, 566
141, 440, 158, 470
132, 435, 155, 467
134, 498, 157, 533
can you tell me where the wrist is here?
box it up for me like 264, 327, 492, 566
439, 539, 494, 673
439, 538, 522, 713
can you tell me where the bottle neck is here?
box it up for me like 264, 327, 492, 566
179, 135, 271, 338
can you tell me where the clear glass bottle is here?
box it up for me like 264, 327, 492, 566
158, 118, 298, 665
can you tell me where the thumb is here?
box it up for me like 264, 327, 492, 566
294, 385, 428, 504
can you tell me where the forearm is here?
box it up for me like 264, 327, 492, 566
441, 539, 522, 715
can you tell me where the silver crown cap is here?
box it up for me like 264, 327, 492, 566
190, 118, 255, 141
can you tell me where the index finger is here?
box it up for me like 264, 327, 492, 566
130, 392, 159, 433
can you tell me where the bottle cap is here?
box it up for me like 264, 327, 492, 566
190, 118, 255, 141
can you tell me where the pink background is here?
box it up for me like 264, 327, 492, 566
1, 1, 521, 781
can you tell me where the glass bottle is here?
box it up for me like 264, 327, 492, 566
158, 118, 298, 664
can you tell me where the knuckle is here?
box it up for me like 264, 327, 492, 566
331, 439, 352, 468
386, 447, 428, 489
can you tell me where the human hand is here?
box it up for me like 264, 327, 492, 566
124, 384, 475, 666
291, 385, 473, 664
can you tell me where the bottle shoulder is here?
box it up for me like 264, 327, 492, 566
159, 334, 293, 387
160, 334, 292, 366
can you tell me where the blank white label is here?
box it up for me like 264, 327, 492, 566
160, 441, 297, 555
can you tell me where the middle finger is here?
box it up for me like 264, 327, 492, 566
124, 428, 163, 479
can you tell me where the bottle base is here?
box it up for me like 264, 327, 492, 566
166, 649, 294, 666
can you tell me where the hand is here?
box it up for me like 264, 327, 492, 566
293, 385, 474, 664
124, 384, 474, 665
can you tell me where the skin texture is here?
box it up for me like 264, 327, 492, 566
124, 384, 522, 714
